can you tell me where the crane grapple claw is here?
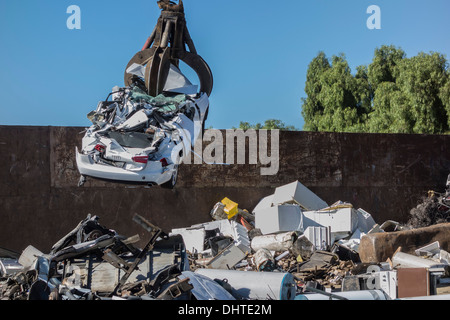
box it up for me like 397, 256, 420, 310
124, 0, 213, 97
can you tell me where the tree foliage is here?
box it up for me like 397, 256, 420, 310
301, 45, 450, 134
235, 119, 297, 131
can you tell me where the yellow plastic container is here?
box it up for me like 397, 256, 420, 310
221, 197, 239, 219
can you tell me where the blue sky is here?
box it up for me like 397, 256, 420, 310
0, 0, 449, 130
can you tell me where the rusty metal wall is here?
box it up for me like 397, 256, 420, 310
0, 125, 449, 253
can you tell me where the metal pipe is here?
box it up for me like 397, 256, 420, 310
301, 286, 348, 300
396, 294, 450, 300
195, 268, 296, 300
141, 26, 157, 51
160, 20, 173, 48
295, 290, 388, 300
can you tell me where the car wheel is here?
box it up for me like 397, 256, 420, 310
161, 165, 179, 189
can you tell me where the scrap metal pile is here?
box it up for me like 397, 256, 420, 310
407, 173, 450, 228
0, 214, 195, 301
76, 0, 212, 188
2, 179, 450, 300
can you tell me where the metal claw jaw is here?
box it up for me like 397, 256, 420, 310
157, 0, 184, 12
124, 0, 213, 97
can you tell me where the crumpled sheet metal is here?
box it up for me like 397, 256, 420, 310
179, 271, 235, 300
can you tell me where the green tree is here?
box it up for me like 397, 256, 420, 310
301, 45, 450, 134
440, 80, 450, 130
234, 119, 297, 131
397, 52, 449, 134
301, 53, 367, 132
301, 51, 330, 131
368, 45, 405, 92
366, 82, 412, 133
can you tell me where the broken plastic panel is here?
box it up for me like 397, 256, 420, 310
206, 244, 248, 270
252, 194, 274, 213
303, 226, 331, 251
272, 181, 328, 210
356, 208, 377, 234
169, 227, 206, 253
415, 241, 441, 257
18, 245, 44, 270
303, 207, 359, 242
255, 204, 304, 235
392, 251, 449, 269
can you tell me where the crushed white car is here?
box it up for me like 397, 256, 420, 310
76, 65, 209, 188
